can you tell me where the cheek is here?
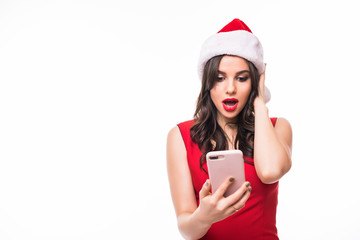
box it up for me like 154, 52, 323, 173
210, 87, 220, 103
243, 83, 252, 96
238, 84, 252, 102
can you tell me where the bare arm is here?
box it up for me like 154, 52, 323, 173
167, 126, 251, 239
253, 67, 293, 184
167, 126, 209, 239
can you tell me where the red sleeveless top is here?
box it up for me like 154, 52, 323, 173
178, 118, 279, 240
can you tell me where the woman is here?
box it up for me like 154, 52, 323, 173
167, 19, 292, 240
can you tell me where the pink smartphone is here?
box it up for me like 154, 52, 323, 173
206, 150, 245, 197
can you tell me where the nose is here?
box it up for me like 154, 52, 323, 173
225, 79, 236, 95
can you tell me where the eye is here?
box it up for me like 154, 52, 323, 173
216, 76, 225, 82
236, 76, 249, 82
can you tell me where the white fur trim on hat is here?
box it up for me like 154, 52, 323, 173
198, 30, 265, 78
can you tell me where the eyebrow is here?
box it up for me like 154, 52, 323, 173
217, 70, 250, 75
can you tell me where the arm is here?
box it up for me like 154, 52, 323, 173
253, 67, 293, 184
167, 126, 251, 239
167, 126, 209, 239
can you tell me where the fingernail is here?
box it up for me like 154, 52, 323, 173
229, 177, 235, 182
205, 180, 209, 186
246, 182, 251, 188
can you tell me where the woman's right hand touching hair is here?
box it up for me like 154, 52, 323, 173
195, 177, 252, 227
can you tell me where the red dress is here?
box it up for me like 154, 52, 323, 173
177, 119, 279, 240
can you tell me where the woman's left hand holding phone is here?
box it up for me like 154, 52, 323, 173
194, 177, 252, 228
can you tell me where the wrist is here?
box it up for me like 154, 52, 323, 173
192, 207, 212, 229
177, 208, 212, 240
254, 98, 268, 113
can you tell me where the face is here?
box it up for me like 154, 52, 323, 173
210, 55, 252, 126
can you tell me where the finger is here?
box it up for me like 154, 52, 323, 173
260, 63, 266, 81
223, 184, 251, 215
258, 74, 265, 101
259, 70, 265, 86
199, 179, 211, 199
213, 176, 234, 200
228, 187, 251, 214
223, 181, 250, 207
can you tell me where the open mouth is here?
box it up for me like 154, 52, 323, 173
222, 98, 239, 111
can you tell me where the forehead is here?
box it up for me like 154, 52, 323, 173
218, 55, 249, 72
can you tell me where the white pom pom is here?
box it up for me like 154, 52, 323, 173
264, 86, 271, 103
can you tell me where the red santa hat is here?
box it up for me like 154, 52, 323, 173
198, 18, 271, 102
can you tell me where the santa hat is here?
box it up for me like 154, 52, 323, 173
198, 18, 271, 102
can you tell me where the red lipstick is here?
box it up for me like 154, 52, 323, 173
222, 98, 239, 112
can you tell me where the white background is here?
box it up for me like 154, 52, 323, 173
1, 0, 359, 239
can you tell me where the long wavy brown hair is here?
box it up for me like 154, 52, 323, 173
190, 55, 260, 173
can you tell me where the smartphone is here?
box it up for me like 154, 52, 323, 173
206, 150, 245, 197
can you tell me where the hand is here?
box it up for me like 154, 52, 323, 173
196, 177, 251, 225
255, 63, 266, 104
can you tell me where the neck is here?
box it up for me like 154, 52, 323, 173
217, 119, 238, 150
217, 115, 237, 130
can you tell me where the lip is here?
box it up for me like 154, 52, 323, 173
222, 98, 239, 112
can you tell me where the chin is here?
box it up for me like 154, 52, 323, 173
220, 112, 240, 122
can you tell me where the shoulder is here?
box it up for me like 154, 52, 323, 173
170, 120, 194, 142
167, 125, 187, 170
274, 117, 292, 132
167, 125, 182, 142
167, 120, 193, 147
